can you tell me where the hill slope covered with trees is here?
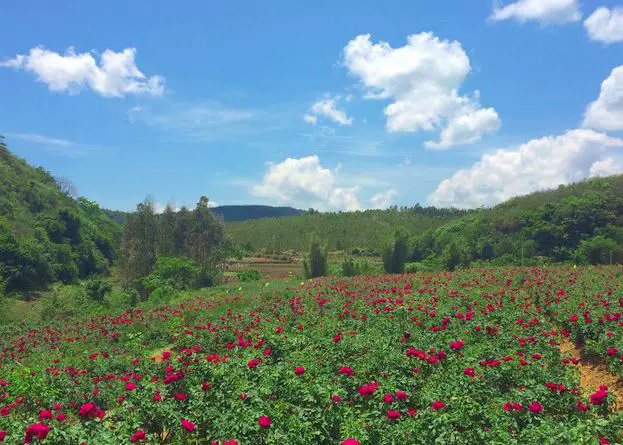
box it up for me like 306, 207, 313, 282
105, 205, 302, 225
406, 175, 623, 269
0, 139, 122, 294
226, 207, 472, 252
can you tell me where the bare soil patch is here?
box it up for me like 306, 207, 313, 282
559, 338, 623, 411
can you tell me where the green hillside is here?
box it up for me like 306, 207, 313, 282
226, 206, 470, 252
409, 175, 623, 268
0, 139, 122, 294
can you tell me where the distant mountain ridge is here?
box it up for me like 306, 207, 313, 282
104, 205, 302, 224
211, 205, 302, 221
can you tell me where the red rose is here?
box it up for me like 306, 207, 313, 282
386, 410, 400, 420
338, 367, 354, 376
432, 401, 445, 410
24, 424, 50, 443
341, 439, 361, 445
528, 402, 543, 413
294, 367, 306, 376
590, 386, 608, 405
130, 429, 147, 442
181, 419, 196, 432
259, 415, 271, 428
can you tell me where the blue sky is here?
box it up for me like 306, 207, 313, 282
1, 0, 623, 211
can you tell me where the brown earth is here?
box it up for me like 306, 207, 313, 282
559, 338, 623, 411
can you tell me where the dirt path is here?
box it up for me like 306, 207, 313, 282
149, 344, 175, 364
559, 338, 623, 411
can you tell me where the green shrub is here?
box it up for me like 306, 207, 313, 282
83, 278, 113, 302
353, 258, 381, 275
303, 238, 328, 278
576, 235, 621, 265
236, 269, 262, 282
404, 262, 434, 273
341, 258, 356, 277
382, 232, 408, 274
142, 256, 201, 293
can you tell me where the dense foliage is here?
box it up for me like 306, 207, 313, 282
226, 207, 470, 252
303, 238, 329, 278
106, 206, 301, 226
1, 267, 623, 443
408, 176, 623, 270
0, 139, 122, 295
121, 197, 229, 298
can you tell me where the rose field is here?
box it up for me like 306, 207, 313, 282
2, 267, 623, 444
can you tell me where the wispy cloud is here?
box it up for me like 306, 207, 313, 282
5, 132, 90, 157
128, 102, 287, 141
299, 125, 408, 158
7, 132, 73, 146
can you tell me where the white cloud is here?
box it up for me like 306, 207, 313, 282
128, 102, 260, 141
342, 33, 500, 148
305, 96, 353, 125
589, 157, 623, 177
0, 47, 164, 97
583, 65, 623, 132
425, 107, 501, 149
489, 0, 582, 25
252, 155, 361, 210
7, 132, 72, 146
370, 189, 398, 209
303, 114, 318, 125
154, 202, 181, 214
584, 7, 623, 43
428, 129, 623, 208
5, 132, 92, 157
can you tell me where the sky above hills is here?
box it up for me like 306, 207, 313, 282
1, 0, 623, 211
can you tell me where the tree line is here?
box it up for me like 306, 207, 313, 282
120, 196, 229, 299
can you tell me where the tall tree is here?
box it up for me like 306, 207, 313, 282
173, 206, 192, 256
121, 198, 157, 297
189, 196, 227, 285
158, 203, 176, 257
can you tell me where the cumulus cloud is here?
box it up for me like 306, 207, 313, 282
583, 65, 623, 132
428, 129, 623, 208
489, 0, 582, 25
305, 96, 353, 125
370, 189, 398, 209
342, 33, 500, 148
425, 107, 501, 149
589, 157, 623, 177
584, 7, 623, 43
0, 47, 165, 97
252, 155, 361, 210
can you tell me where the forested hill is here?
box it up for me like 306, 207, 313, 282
105, 205, 301, 224
0, 140, 122, 294
226, 176, 623, 264
226, 206, 471, 252
212, 205, 301, 221
408, 175, 623, 268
